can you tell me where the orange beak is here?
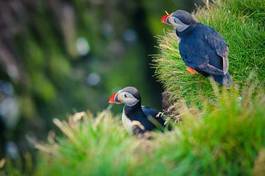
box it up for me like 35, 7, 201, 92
161, 14, 170, 24
108, 92, 122, 104
108, 93, 117, 104
161, 11, 171, 25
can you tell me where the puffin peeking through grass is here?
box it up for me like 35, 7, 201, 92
108, 87, 166, 136
161, 10, 232, 86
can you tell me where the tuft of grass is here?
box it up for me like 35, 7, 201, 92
153, 85, 265, 175
153, 0, 265, 105
29, 85, 265, 176
34, 111, 156, 176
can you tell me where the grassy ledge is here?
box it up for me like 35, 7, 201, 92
20, 86, 265, 176
153, 0, 265, 105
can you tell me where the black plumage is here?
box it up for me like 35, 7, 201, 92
124, 104, 165, 132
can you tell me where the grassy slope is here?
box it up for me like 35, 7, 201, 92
31, 86, 265, 176
154, 0, 265, 105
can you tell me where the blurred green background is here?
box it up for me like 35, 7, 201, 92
0, 0, 201, 165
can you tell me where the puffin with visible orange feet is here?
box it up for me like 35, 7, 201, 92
161, 10, 232, 86
108, 87, 166, 136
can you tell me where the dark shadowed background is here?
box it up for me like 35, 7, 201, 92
0, 0, 202, 171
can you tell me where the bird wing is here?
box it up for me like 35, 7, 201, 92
142, 106, 161, 118
142, 106, 165, 128
203, 28, 229, 74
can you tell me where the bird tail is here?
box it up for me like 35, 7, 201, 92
213, 73, 233, 87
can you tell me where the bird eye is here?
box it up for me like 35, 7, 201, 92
124, 94, 127, 98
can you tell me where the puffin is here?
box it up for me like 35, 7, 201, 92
161, 10, 232, 86
108, 86, 166, 136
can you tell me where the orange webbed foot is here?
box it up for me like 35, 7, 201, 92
186, 67, 197, 75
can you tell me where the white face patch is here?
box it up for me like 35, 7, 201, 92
168, 16, 189, 32
118, 92, 139, 107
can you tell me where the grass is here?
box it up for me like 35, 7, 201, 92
153, 0, 265, 106
25, 85, 265, 176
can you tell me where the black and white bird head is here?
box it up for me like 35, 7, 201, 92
108, 86, 141, 107
161, 10, 197, 32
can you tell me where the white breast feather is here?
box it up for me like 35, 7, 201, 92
122, 109, 133, 133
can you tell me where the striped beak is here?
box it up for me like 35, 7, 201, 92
108, 92, 121, 104
161, 14, 170, 24
161, 11, 171, 25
